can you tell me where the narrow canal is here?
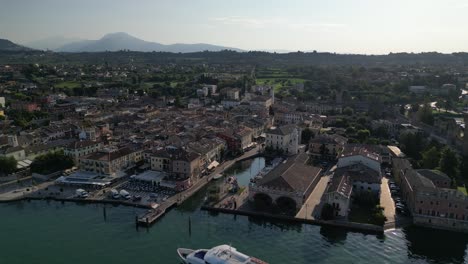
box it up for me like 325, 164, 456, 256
0, 158, 467, 264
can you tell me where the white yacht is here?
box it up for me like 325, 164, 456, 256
177, 244, 268, 264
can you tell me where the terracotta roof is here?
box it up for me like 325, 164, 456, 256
83, 147, 134, 162
65, 140, 101, 150
257, 153, 321, 193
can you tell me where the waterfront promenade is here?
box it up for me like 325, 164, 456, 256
0, 145, 262, 228
137, 145, 261, 226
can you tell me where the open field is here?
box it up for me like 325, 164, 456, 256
256, 77, 307, 92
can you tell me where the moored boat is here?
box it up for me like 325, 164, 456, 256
177, 244, 268, 264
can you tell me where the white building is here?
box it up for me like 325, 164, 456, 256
0, 97, 5, 107
64, 140, 103, 165
337, 146, 381, 173
336, 145, 383, 193
265, 125, 300, 155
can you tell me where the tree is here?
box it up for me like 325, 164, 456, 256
30, 151, 73, 175
0, 156, 17, 175
343, 107, 354, 116
174, 95, 183, 108
459, 155, 468, 181
421, 146, 441, 169
301, 128, 314, 144
399, 132, 425, 161
372, 205, 387, 226
357, 129, 370, 143
321, 203, 335, 220
439, 147, 459, 179
418, 103, 434, 125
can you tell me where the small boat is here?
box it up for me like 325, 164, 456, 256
177, 244, 268, 264
213, 174, 224, 180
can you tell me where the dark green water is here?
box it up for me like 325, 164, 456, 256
0, 158, 467, 264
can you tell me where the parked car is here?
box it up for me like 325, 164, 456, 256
132, 195, 142, 201
75, 189, 88, 198
110, 189, 120, 199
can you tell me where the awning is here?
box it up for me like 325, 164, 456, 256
207, 160, 220, 170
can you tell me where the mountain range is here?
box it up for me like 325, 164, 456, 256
22, 32, 243, 53
0, 39, 32, 51
25, 36, 83, 51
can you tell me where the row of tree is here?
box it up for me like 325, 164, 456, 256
400, 132, 464, 183
0, 156, 17, 175
30, 151, 74, 175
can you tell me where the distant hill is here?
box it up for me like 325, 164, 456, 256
57, 32, 243, 53
0, 39, 32, 51
25, 36, 83, 51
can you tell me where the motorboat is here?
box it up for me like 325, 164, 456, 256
177, 244, 268, 264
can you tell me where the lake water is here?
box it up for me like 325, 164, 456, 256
0, 158, 467, 264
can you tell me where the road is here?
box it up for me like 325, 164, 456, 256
295, 175, 330, 220
380, 177, 396, 224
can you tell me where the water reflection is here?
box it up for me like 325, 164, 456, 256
319, 225, 348, 244
405, 226, 468, 264
247, 216, 303, 233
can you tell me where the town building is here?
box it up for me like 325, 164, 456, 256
79, 146, 141, 176
149, 147, 201, 190
249, 153, 322, 212
393, 158, 468, 232
64, 140, 103, 165
308, 134, 347, 161
265, 125, 300, 155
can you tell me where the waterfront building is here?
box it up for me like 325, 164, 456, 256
249, 152, 322, 212
64, 140, 103, 165
79, 146, 140, 176
393, 158, 468, 232
150, 147, 201, 190
323, 145, 383, 217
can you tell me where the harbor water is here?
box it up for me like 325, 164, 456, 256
0, 158, 467, 264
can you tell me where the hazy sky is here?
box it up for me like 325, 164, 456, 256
1, 0, 467, 54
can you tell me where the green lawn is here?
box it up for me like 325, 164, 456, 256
256, 77, 307, 92
458, 186, 467, 195
54, 81, 81, 89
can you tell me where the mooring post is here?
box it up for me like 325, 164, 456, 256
188, 216, 192, 236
